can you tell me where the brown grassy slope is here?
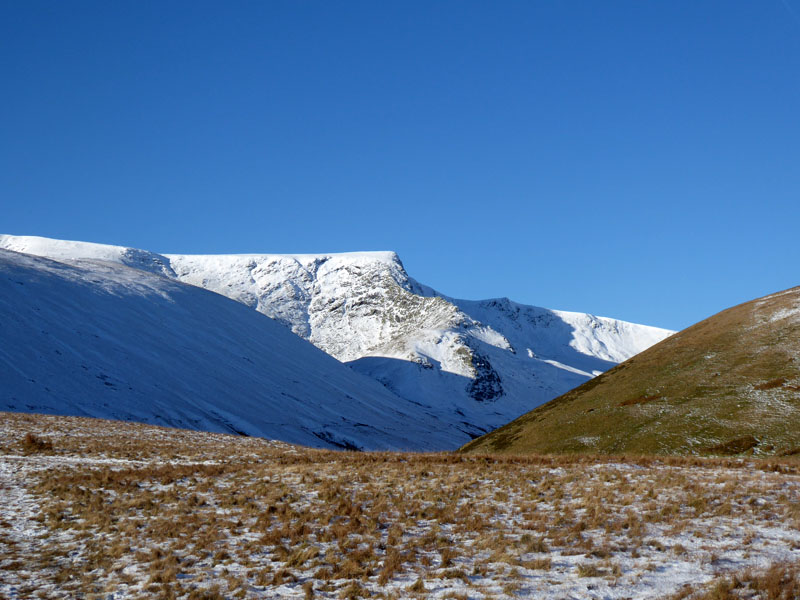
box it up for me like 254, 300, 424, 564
462, 286, 800, 456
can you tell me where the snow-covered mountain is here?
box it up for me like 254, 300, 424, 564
0, 235, 673, 443
0, 248, 463, 450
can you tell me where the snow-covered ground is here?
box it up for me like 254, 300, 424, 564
0, 235, 673, 445
2, 413, 799, 599
0, 249, 462, 450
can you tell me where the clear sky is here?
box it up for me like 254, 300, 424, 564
2, 1, 798, 330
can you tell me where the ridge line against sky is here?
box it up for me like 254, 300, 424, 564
2, 1, 799, 330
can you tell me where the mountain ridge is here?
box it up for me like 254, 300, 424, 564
0, 234, 674, 442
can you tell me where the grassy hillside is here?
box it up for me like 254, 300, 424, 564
462, 287, 800, 456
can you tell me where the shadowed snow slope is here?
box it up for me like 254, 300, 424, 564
0, 235, 673, 442
0, 249, 462, 450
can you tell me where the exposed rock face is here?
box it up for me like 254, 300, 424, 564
168, 252, 469, 366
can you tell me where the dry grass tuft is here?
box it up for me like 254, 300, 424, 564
21, 432, 53, 453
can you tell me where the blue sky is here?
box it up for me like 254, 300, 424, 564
2, 1, 798, 330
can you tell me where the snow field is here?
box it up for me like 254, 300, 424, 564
1, 412, 799, 599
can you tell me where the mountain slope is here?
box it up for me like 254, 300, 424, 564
0, 249, 463, 450
163, 250, 672, 436
462, 287, 800, 456
0, 235, 673, 440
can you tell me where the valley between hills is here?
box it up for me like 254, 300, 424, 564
1, 235, 799, 598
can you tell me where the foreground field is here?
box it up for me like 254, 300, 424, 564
1, 412, 799, 599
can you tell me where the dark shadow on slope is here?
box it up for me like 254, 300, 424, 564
347, 356, 491, 439
348, 356, 472, 405
346, 347, 613, 441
